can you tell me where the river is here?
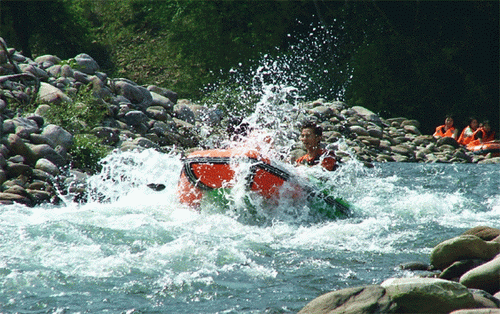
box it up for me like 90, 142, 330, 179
0, 148, 498, 313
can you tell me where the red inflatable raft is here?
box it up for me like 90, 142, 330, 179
177, 148, 301, 207
466, 141, 500, 157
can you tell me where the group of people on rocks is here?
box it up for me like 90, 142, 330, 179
433, 115, 498, 148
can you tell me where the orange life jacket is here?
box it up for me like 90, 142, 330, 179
467, 127, 496, 147
433, 125, 456, 138
296, 148, 337, 171
457, 126, 477, 146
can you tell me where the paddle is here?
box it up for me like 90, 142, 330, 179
147, 183, 166, 191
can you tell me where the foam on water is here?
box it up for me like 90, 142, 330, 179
1, 145, 498, 312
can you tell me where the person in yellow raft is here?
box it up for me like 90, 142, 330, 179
433, 115, 459, 139
295, 121, 338, 171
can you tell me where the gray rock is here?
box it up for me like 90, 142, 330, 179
46, 64, 62, 77
460, 254, 500, 294
91, 127, 120, 145
437, 136, 459, 148
401, 119, 421, 129
404, 124, 421, 135
439, 259, 484, 280
146, 106, 170, 121
34, 104, 51, 118
29, 134, 55, 147
19, 63, 49, 80
6, 161, 33, 178
351, 106, 382, 124
381, 277, 475, 314
308, 105, 336, 119
34, 55, 61, 65
367, 128, 384, 139
147, 85, 178, 103
150, 120, 174, 136
112, 79, 153, 109
430, 235, 500, 270
297, 285, 395, 314
0, 170, 6, 185
462, 226, 500, 241
173, 104, 196, 124
41, 124, 73, 150
35, 158, 60, 176
10, 117, 40, 136
73, 70, 91, 84
0, 192, 32, 206
28, 144, 66, 167
124, 110, 149, 126
38, 82, 71, 105
74, 53, 99, 74
150, 91, 174, 110
391, 144, 413, 156
349, 125, 369, 137
6, 134, 37, 165
60, 64, 74, 77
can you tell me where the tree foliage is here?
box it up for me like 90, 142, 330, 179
1, 0, 497, 134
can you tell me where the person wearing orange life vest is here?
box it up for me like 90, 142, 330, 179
295, 121, 337, 171
433, 115, 459, 139
467, 120, 496, 148
457, 117, 479, 146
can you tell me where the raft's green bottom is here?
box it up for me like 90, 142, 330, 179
201, 186, 351, 220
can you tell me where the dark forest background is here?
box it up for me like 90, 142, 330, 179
1, 0, 498, 135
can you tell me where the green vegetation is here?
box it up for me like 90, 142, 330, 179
69, 134, 109, 173
43, 84, 109, 135
1, 0, 497, 135
41, 84, 111, 173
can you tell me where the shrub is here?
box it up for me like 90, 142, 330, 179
69, 134, 110, 173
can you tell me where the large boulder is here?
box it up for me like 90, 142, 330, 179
35, 158, 60, 176
28, 144, 67, 167
351, 106, 382, 125
460, 254, 500, 294
74, 53, 99, 74
450, 310, 500, 314
436, 136, 460, 148
37, 82, 71, 105
6, 134, 37, 165
462, 226, 500, 241
430, 235, 500, 270
7, 117, 40, 138
150, 91, 174, 111
41, 124, 73, 151
111, 79, 153, 110
34, 54, 62, 65
381, 277, 476, 313
297, 285, 396, 314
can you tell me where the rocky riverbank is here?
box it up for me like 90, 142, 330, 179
298, 226, 500, 314
0, 37, 499, 208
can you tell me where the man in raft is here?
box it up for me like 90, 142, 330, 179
295, 121, 338, 171
433, 115, 459, 139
